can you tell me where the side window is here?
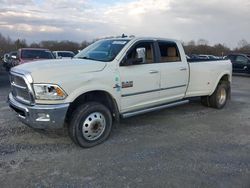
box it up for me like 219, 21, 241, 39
235, 56, 248, 63
158, 42, 181, 63
127, 42, 154, 64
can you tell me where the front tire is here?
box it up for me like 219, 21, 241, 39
69, 102, 112, 148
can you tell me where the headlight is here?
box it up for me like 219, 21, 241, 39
33, 84, 67, 100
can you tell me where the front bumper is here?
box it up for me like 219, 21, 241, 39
8, 93, 69, 129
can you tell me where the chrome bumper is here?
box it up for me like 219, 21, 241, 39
8, 93, 69, 129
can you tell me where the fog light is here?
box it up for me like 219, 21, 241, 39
36, 113, 50, 122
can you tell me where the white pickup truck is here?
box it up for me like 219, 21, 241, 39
8, 37, 232, 148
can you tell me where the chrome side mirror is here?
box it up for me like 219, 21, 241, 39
136, 47, 146, 63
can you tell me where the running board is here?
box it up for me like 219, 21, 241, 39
121, 100, 189, 118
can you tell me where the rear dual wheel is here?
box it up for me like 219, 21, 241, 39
201, 82, 229, 109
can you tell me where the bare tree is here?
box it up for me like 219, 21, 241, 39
14, 39, 27, 50
237, 39, 249, 48
197, 39, 209, 46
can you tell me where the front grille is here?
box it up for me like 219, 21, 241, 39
10, 73, 33, 105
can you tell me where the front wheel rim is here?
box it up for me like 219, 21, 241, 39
218, 87, 227, 105
82, 112, 106, 141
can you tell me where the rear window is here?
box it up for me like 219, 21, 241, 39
21, 50, 54, 59
158, 42, 181, 62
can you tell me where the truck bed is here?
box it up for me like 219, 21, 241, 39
185, 59, 232, 98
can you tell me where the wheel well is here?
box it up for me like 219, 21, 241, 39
218, 74, 231, 98
66, 91, 120, 123
219, 74, 230, 84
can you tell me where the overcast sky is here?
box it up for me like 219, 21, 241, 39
0, 0, 249, 48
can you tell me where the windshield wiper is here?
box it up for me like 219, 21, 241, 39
76, 56, 97, 61
75, 56, 109, 62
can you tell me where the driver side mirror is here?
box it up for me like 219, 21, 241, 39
136, 47, 146, 61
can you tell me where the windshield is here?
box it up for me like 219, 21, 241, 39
21, 50, 54, 59
75, 39, 130, 62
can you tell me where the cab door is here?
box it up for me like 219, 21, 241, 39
157, 41, 189, 103
119, 41, 161, 113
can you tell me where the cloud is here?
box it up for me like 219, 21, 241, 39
101, 0, 250, 48
0, 0, 249, 48
0, 0, 34, 5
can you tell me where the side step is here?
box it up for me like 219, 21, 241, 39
121, 100, 189, 118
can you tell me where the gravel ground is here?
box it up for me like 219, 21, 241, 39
0, 68, 250, 188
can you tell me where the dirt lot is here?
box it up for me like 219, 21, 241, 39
0, 68, 250, 188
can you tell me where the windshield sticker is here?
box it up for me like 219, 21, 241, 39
112, 41, 127, 45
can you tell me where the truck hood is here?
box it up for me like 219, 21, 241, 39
12, 58, 107, 83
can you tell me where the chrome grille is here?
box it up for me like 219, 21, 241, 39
10, 73, 33, 105
10, 75, 26, 87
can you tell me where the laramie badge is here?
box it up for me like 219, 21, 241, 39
122, 81, 133, 88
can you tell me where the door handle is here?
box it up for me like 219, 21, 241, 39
180, 67, 187, 71
149, 70, 159, 74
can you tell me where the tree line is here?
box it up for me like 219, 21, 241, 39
0, 33, 249, 57
183, 39, 250, 57
0, 33, 90, 56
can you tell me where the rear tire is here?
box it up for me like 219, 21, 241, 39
209, 82, 230, 109
68, 102, 112, 148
